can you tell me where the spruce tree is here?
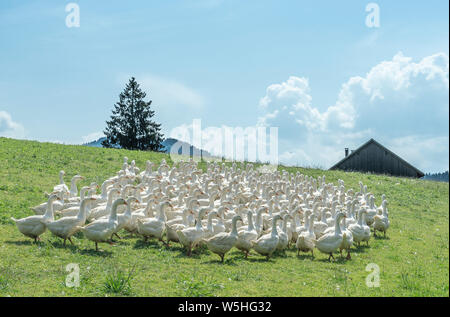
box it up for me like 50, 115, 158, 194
102, 77, 164, 151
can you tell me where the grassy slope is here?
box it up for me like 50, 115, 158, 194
0, 137, 448, 297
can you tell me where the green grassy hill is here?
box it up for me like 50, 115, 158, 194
0, 137, 448, 296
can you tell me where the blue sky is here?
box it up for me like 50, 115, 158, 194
0, 0, 448, 172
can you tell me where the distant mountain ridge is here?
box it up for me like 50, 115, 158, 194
83, 137, 212, 157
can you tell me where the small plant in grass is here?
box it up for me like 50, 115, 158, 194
0, 275, 9, 291
102, 265, 136, 295
400, 272, 418, 291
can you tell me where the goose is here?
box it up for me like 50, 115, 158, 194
52, 171, 69, 197
312, 204, 328, 239
165, 209, 194, 244
251, 214, 282, 260
203, 215, 242, 262
110, 196, 140, 239
361, 212, 371, 245
373, 200, 389, 237
204, 211, 220, 239
296, 214, 316, 257
90, 179, 115, 205
88, 188, 121, 221
365, 195, 377, 226
56, 186, 90, 217
277, 214, 292, 251
45, 197, 96, 246
124, 199, 157, 234
77, 198, 126, 251
376, 194, 387, 215
68, 174, 85, 198
11, 194, 60, 242
176, 208, 208, 256
30, 197, 64, 215
340, 217, 353, 260
212, 206, 227, 234
348, 208, 367, 247
314, 212, 346, 261
137, 201, 173, 245
235, 210, 258, 258
296, 209, 312, 236
254, 206, 268, 237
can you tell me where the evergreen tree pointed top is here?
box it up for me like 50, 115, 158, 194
102, 77, 164, 151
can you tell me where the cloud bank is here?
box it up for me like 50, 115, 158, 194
258, 52, 449, 172
0, 111, 25, 139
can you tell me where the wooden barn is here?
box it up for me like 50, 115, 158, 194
329, 138, 424, 178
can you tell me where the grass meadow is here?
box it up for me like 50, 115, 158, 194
0, 137, 448, 296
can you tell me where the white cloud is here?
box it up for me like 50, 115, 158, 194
259, 52, 449, 172
139, 75, 205, 110
0, 111, 25, 139
81, 131, 105, 144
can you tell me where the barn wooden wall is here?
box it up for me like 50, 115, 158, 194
336, 143, 419, 177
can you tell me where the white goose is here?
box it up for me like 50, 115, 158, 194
277, 214, 292, 251
251, 214, 282, 260
137, 201, 173, 244
348, 208, 367, 246
88, 188, 121, 221
235, 210, 258, 258
78, 198, 126, 251
176, 208, 208, 256
165, 208, 194, 244
11, 194, 60, 242
110, 196, 140, 239
296, 214, 316, 257
204, 215, 242, 262
314, 212, 346, 261
373, 200, 390, 237
46, 197, 96, 246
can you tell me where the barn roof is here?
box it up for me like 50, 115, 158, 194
329, 138, 425, 177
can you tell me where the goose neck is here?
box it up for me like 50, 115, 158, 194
334, 216, 343, 235
247, 212, 254, 231
231, 217, 240, 236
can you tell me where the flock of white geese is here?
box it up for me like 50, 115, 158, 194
12, 157, 390, 262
